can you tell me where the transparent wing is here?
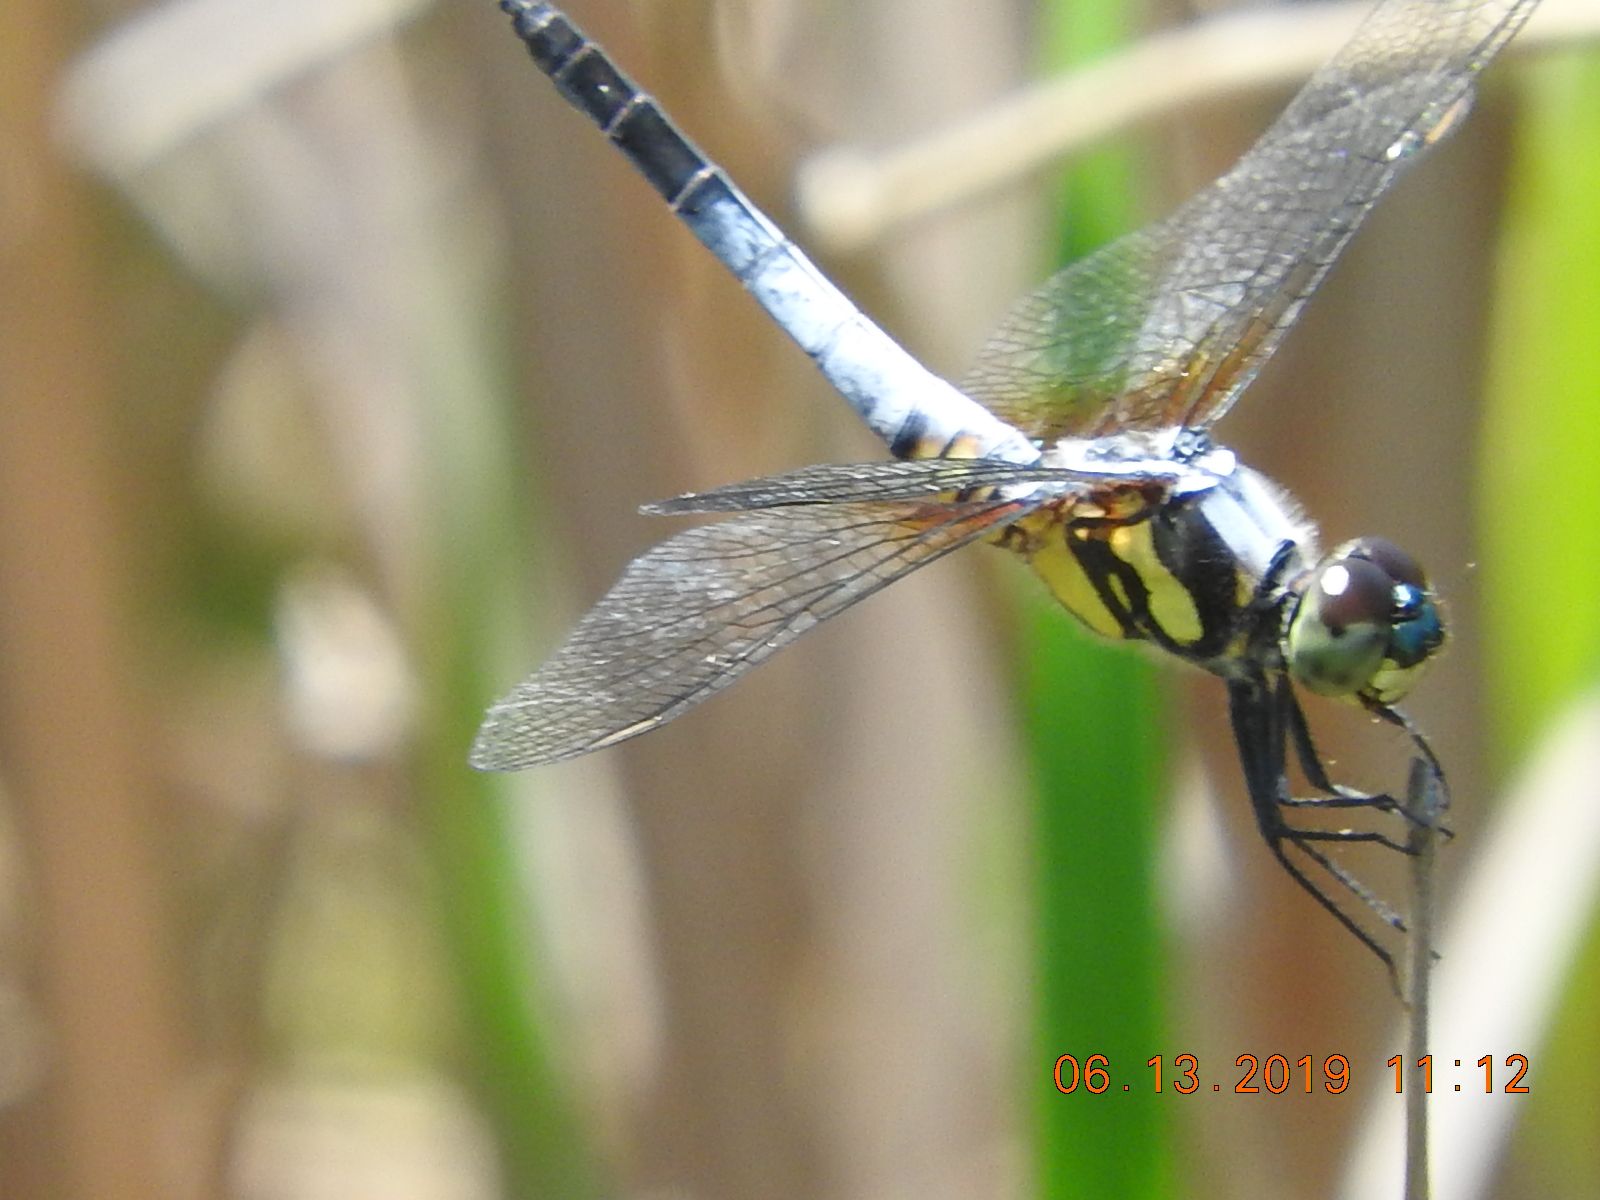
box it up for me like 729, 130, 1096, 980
472, 487, 1059, 769
645, 456, 1095, 513
962, 0, 1538, 440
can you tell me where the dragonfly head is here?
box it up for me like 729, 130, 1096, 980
1284, 537, 1445, 706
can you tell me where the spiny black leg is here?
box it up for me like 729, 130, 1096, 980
1369, 702, 1449, 807
1254, 540, 1302, 611
1284, 686, 1450, 838
1281, 837, 1408, 933
1288, 689, 1390, 801
1282, 826, 1412, 854
1227, 675, 1415, 978
1265, 836, 1400, 986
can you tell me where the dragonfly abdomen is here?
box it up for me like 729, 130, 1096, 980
500, 0, 1037, 465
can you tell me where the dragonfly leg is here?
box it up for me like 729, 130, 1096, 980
1284, 689, 1453, 839
1225, 674, 1435, 981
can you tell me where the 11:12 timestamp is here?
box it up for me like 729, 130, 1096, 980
1391, 1054, 1530, 1093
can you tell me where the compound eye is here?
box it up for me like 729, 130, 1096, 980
1310, 558, 1395, 633
1286, 558, 1394, 697
1346, 536, 1427, 590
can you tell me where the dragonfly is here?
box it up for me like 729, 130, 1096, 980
474, 0, 1540, 971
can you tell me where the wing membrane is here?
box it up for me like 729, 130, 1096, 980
962, 0, 1538, 440
645, 457, 1093, 513
472, 490, 1054, 769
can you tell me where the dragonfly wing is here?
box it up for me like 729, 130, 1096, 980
962, 0, 1538, 441
472, 490, 1054, 769
645, 456, 1095, 513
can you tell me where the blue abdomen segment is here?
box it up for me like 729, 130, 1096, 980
499, 1, 1038, 466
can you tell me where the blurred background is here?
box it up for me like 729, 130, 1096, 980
2, 0, 1599, 1197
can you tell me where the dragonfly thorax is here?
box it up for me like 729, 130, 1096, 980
1009, 459, 1319, 670
1044, 427, 1236, 497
